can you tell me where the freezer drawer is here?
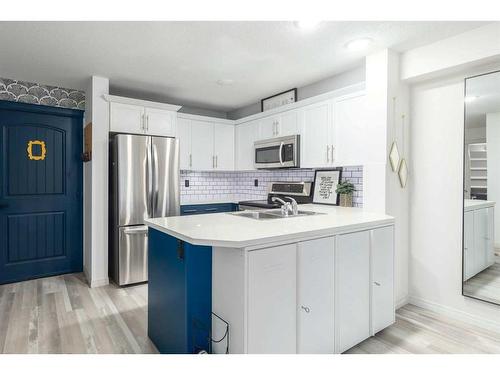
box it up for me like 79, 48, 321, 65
117, 225, 149, 285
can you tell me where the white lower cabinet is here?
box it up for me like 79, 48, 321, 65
464, 205, 495, 281
464, 210, 475, 281
243, 226, 395, 354
247, 244, 297, 354
334, 231, 371, 353
297, 237, 335, 354
370, 226, 395, 334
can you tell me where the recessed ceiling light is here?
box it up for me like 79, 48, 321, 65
295, 20, 321, 30
345, 37, 373, 51
216, 79, 234, 86
465, 95, 479, 103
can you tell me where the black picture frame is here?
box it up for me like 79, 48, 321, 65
312, 168, 343, 206
261, 88, 298, 112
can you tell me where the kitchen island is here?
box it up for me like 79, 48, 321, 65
145, 204, 395, 354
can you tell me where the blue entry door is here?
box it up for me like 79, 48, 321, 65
0, 101, 83, 284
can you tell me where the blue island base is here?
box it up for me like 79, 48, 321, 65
148, 228, 212, 354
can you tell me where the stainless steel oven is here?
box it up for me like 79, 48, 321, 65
254, 135, 300, 169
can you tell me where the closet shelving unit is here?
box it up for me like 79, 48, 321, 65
468, 143, 487, 200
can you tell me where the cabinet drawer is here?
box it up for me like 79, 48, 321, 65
180, 203, 237, 215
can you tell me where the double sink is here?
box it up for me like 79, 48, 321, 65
231, 209, 324, 220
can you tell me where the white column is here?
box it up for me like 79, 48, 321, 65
365, 49, 410, 306
84, 76, 110, 287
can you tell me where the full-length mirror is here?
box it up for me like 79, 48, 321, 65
463, 70, 500, 304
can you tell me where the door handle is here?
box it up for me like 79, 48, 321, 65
123, 227, 149, 235
300, 305, 310, 313
279, 142, 284, 165
331, 145, 334, 163
326, 145, 330, 162
152, 143, 159, 216
215, 155, 218, 168
146, 140, 153, 217
374, 281, 381, 286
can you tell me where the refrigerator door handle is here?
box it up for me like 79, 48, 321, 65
146, 138, 153, 217
152, 142, 160, 216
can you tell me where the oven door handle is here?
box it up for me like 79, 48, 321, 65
279, 142, 284, 166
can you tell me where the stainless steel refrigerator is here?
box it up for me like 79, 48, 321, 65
109, 134, 180, 286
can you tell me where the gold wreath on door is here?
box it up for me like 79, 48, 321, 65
27, 140, 47, 161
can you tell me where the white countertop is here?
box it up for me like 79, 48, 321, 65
145, 204, 394, 248
464, 199, 495, 211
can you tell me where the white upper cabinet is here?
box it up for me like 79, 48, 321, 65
258, 116, 280, 139
177, 118, 192, 170
235, 120, 259, 170
334, 93, 367, 167
190, 120, 215, 171
177, 116, 235, 171
213, 123, 235, 170
108, 95, 180, 137
258, 111, 299, 140
300, 100, 333, 168
280, 110, 299, 137
144, 107, 177, 137
109, 102, 145, 134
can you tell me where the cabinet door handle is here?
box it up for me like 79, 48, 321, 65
374, 281, 381, 286
141, 114, 145, 131
300, 305, 310, 313
331, 145, 334, 164
326, 145, 330, 162
216, 155, 218, 168
146, 114, 149, 131
189, 153, 192, 168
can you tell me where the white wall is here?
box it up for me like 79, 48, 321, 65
487, 112, 500, 249
410, 72, 500, 324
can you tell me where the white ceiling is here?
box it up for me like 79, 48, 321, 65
0, 21, 489, 112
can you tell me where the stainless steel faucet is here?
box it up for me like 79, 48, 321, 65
285, 196, 299, 215
272, 197, 292, 216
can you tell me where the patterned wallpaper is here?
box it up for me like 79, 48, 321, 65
0, 77, 85, 110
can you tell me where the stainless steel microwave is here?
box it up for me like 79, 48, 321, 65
254, 135, 300, 169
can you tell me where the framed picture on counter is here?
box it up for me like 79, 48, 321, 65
312, 168, 342, 205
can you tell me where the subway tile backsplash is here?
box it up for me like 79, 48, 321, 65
180, 166, 363, 207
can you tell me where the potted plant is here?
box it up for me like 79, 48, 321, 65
336, 181, 355, 207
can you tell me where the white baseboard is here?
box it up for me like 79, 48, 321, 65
89, 277, 109, 288
396, 295, 410, 309
409, 295, 500, 333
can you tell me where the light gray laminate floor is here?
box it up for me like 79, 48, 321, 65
0, 273, 157, 354
463, 263, 500, 305
1, 273, 500, 354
